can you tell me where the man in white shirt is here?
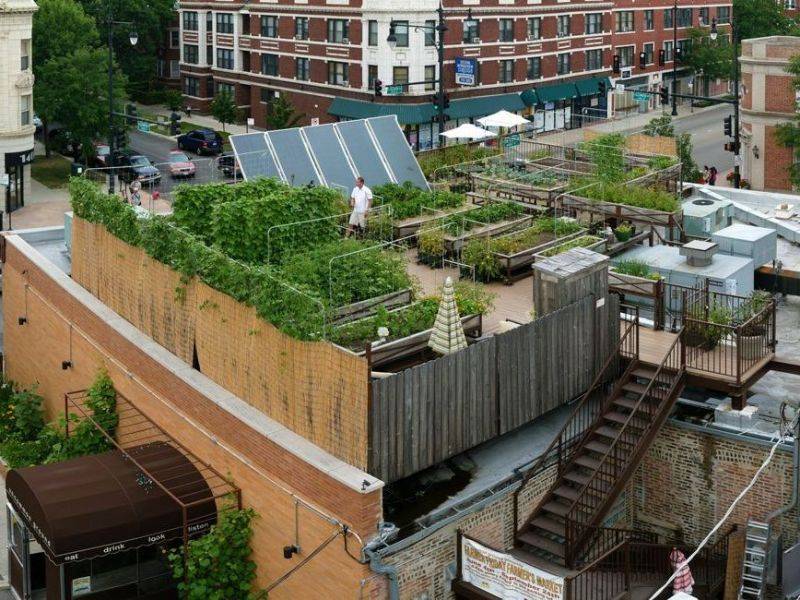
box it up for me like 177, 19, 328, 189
347, 176, 373, 237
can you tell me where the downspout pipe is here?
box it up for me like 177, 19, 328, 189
767, 411, 800, 525
364, 547, 400, 600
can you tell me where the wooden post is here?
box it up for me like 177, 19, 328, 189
456, 530, 463, 581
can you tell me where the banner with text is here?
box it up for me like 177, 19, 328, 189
461, 537, 565, 600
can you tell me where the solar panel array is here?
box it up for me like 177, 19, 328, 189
229, 115, 429, 193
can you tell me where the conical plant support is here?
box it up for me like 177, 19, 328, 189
428, 276, 468, 355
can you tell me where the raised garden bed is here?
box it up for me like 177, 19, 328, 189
470, 174, 567, 209
559, 193, 681, 228
390, 203, 480, 239
533, 234, 605, 261
331, 288, 414, 326
494, 229, 588, 283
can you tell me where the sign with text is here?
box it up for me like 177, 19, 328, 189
633, 91, 650, 102
461, 537, 565, 600
136, 120, 151, 133
502, 134, 520, 148
386, 84, 404, 96
455, 57, 478, 86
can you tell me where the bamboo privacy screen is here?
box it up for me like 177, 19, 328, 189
71, 217, 371, 469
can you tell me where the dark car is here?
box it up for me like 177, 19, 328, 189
217, 152, 242, 179
116, 154, 162, 184
177, 129, 223, 155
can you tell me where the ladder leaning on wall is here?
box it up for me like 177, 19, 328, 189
738, 519, 771, 600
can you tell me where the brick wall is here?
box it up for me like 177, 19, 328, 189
2, 235, 380, 599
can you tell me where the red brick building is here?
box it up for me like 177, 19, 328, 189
177, 0, 731, 146
157, 17, 182, 88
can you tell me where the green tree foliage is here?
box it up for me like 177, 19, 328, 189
683, 28, 734, 82
642, 115, 675, 137
165, 89, 185, 112
642, 116, 700, 182
33, 0, 100, 70
169, 508, 261, 600
733, 0, 796, 41
36, 47, 127, 164
775, 55, 800, 187
210, 90, 239, 132
265, 96, 303, 130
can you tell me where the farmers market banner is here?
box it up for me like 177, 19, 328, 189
461, 537, 564, 600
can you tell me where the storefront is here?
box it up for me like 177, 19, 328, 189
6, 442, 218, 600
521, 77, 611, 133
4, 148, 34, 214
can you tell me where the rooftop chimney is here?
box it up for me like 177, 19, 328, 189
680, 240, 718, 267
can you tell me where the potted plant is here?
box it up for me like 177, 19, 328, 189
613, 222, 634, 242
738, 291, 771, 360
683, 304, 732, 350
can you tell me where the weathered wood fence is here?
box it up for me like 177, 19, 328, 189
368, 294, 619, 482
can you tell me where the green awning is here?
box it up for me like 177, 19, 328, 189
534, 82, 579, 104
328, 97, 436, 125
445, 93, 526, 120
575, 77, 612, 97
520, 89, 539, 107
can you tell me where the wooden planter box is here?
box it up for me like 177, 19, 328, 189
391, 203, 479, 239
363, 313, 483, 369
532, 236, 607, 262
493, 229, 588, 284
442, 215, 534, 255
559, 193, 681, 228
331, 288, 414, 326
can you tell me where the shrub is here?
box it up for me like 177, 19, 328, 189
418, 145, 501, 179
612, 259, 660, 280
570, 178, 680, 213
540, 235, 603, 257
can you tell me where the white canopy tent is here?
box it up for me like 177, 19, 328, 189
439, 123, 496, 141
477, 110, 530, 129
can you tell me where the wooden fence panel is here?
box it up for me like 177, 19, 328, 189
369, 339, 497, 483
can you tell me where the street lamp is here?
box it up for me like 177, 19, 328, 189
106, 15, 137, 195
671, 0, 678, 116
709, 17, 718, 41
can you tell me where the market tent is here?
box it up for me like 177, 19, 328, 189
440, 124, 496, 141
6, 442, 217, 563
428, 277, 468, 355
477, 110, 530, 129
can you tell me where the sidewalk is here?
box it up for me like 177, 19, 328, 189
135, 103, 260, 136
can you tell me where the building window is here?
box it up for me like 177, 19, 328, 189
217, 82, 234, 97
425, 65, 436, 90
787, 0, 796, 9
260, 88, 273, 103
557, 53, 570, 75
392, 66, 409, 85
557, 15, 571, 38
528, 17, 541, 40
527, 56, 541, 79
295, 17, 309, 40
261, 16, 278, 37
586, 49, 602, 71
261, 53, 278, 76
643, 42, 654, 65
424, 20, 435, 46
663, 40, 674, 63
217, 48, 234, 69
717, 6, 730, 24
698, 7, 709, 25
20, 95, 30, 127
185, 76, 199, 96
664, 8, 673, 29
393, 21, 409, 47
328, 61, 348, 85
585, 14, 602, 35
644, 10, 654, 30
618, 45, 634, 68
368, 64, 378, 88
677, 38, 691, 56
677, 8, 692, 27
498, 59, 514, 83
327, 19, 349, 43
296, 57, 309, 80
20, 39, 30, 71
183, 11, 198, 31
184, 44, 198, 64
499, 19, 514, 42
170, 30, 180, 48
216, 13, 234, 34
615, 11, 634, 33
463, 19, 479, 43
368, 20, 378, 46
170, 60, 180, 78
206, 45, 213, 65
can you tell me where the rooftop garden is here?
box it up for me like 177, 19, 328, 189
70, 177, 493, 348
610, 259, 662, 281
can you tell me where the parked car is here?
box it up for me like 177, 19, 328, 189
167, 151, 196, 178
47, 128, 82, 159
217, 152, 242, 179
116, 154, 162, 184
177, 129, 223, 155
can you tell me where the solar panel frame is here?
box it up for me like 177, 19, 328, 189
230, 133, 282, 182
265, 128, 322, 187
368, 116, 429, 190
335, 120, 394, 187
302, 124, 356, 194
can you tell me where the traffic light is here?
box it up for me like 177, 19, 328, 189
612, 54, 621, 75
374, 78, 383, 96
598, 80, 606, 95
724, 141, 739, 153
658, 49, 666, 66
170, 111, 181, 136
432, 91, 450, 110
723, 115, 732, 137
431, 92, 440, 109
442, 93, 450, 109
639, 52, 647, 69
126, 103, 138, 125
659, 87, 669, 105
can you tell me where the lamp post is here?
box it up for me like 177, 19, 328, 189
388, 3, 448, 139
709, 17, 740, 188
106, 14, 138, 195
671, 0, 678, 116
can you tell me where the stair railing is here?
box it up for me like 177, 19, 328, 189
564, 327, 686, 566
512, 308, 639, 536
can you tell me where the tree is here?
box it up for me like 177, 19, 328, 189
733, 0, 795, 42
36, 47, 127, 165
165, 89, 184, 112
775, 56, 800, 187
683, 28, 734, 84
643, 116, 701, 182
210, 90, 238, 132
642, 115, 675, 137
265, 96, 304, 130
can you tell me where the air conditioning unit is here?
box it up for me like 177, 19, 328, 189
528, 35, 540, 41
621, 68, 632, 79
472, 37, 481, 43
342, 37, 350, 44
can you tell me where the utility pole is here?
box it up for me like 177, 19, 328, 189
436, 3, 447, 137
671, 0, 678, 116
732, 19, 741, 189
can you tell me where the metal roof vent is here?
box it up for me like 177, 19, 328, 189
692, 199, 714, 206
680, 240, 718, 267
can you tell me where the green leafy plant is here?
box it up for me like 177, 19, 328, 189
570, 178, 680, 213
418, 145, 501, 179
643, 115, 676, 138
612, 259, 661, 280
169, 507, 261, 600
540, 235, 603, 257
372, 182, 466, 221
581, 133, 626, 184
478, 163, 561, 188
613, 222, 634, 242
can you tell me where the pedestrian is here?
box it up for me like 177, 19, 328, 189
128, 179, 142, 206
347, 176, 372, 237
702, 165, 710, 184
669, 547, 695, 595
709, 166, 718, 186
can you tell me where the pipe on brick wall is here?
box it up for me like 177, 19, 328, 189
767, 415, 800, 525
364, 547, 399, 600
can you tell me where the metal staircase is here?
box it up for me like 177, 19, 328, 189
739, 519, 770, 600
512, 315, 686, 568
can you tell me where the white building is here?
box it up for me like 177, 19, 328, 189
0, 0, 37, 215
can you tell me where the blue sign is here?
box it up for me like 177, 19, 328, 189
137, 120, 151, 133
455, 57, 477, 86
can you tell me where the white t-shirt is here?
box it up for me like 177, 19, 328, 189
351, 185, 373, 213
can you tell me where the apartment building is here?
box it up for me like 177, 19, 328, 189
177, 0, 730, 145
157, 17, 182, 87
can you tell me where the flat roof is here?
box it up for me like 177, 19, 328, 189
713, 223, 776, 242
616, 245, 753, 278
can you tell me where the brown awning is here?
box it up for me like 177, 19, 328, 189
6, 442, 216, 564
